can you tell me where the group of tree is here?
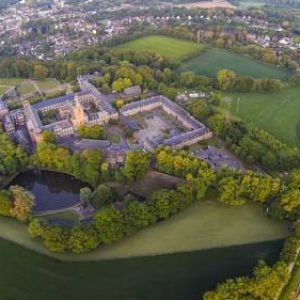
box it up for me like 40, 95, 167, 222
217, 171, 282, 206
27, 181, 198, 253
217, 69, 283, 93
0, 131, 29, 183
201, 111, 300, 172
31, 140, 107, 187
0, 186, 35, 222
78, 125, 106, 140
203, 261, 289, 300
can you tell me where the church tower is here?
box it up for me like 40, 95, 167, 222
72, 95, 86, 128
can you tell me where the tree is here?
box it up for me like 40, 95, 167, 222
114, 98, 125, 109
0, 190, 12, 216
68, 225, 99, 253
123, 150, 150, 182
9, 185, 35, 222
125, 199, 157, 229
217, 69, 236, 91
218, 177, 245, 206
42, 131, 57, 144
80, 187, 92, 205
92, 184, 114, 208
188, 100, 210, 119
93, 207, 126, 244
281, 189, 300, 213
78, 125, 106, 140
33, 64, 48, 79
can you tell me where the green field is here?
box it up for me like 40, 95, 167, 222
179, 48, 291, 80
0, 78, 24, 96
237, 0, 265, 8
0, 201, 288, 262
222, 86, 300, 147
36, 78, 61, 91
114, 35, 206, 61
0, 78, 63, 97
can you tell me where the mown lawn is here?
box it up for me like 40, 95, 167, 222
0, 200, 288, 262
114, 35, 206, 62
179, 48, 291, 80
36, 78, 61, 91
222, 86, 300, 147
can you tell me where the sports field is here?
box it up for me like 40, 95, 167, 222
179, 48, 291, 80
114, 35, 206, 61
223, 86, 300, 147
0, 200, 288, 261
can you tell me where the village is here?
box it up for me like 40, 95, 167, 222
0, 0, 299, 60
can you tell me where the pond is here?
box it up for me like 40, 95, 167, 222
0, 237, 284, 300
9, 170, 87, 212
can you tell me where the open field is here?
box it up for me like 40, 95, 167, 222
19, 81, 37, 96
175, 0, 236, 9
0, 78, 23, 96
237, 0, 265, 8
222, 86, 300, 147
36, 78, 61, 91
114, 35, 206, 61
179, 48, 291, 80
0, 78, 63, 97
0, 200, 288, 262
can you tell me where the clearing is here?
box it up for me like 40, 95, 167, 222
222, 86, 300, 147
114, 35, 206, 62
179, 48, 291, 80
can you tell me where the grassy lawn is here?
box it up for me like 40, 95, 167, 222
0, 78, 24, 86
179, 48, 291, 80
0, 86, 10, 95
222, 87, 300, 147
0, 200, 288, 262
36, 78, 61, 91
19, 82, 37, 96
129, 171, 184, 198
43, 210, 80, 222
114, 35, 206, 62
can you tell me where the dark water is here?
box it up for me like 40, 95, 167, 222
9, 170, 87, 212
0, 238, 284, 300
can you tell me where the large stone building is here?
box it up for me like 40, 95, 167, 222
120, 95, 212, 150
22, 76, 118, 142
0, 76, 212, 151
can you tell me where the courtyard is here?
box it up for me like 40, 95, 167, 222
130, 109, 185, 146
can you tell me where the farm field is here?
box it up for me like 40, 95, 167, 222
222, 86, 300, 147
114, 35, 206, 62
179, 48, 291, 80
0, 200, 288, 262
